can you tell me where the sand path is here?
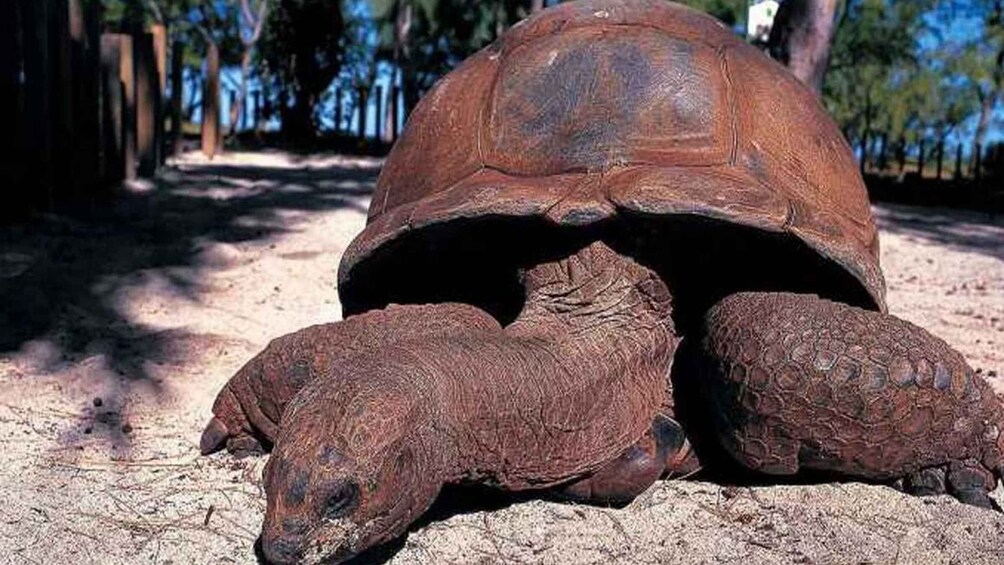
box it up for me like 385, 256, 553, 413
1, 152, 1002, 564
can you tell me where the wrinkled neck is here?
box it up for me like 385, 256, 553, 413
508, 242, 673, 337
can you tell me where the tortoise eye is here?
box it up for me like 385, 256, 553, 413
322, 481, 360, 520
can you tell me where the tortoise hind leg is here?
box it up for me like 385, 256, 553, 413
688, 291, 1004, 510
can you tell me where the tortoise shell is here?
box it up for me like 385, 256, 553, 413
338, 0, 885, 318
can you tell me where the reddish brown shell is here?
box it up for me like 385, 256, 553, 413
338, 0, 885, 312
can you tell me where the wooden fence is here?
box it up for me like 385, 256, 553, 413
2, 1, 169, 218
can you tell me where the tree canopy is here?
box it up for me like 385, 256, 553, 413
106, 0, 1002, 156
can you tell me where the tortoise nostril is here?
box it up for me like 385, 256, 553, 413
282, 518, 309, 536
323, 481, 360, 519
263, 535, 303, 564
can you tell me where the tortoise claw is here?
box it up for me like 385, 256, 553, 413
904, 466, 947, 497
555, 415, 698, 505
200, 417, 230, 455
946, 460, 999, 511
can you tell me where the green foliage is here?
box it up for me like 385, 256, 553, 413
99, 0, 245, 66
672, 0, 745, 27
820, 0, 980, 165
370, 0, 530, 100
94, 0, 1003, 150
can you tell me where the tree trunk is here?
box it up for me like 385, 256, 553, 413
767, 0, 840, 96
395, 2, 417, 121
877, 133, 888, 171
229, 0, 269, 138
185, 71, 200, 121
281, 88, 315, 141
229, 49, 254, 136
972, 93, 997, 172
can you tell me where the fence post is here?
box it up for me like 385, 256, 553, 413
917, 139, 925, 178
391, 86, 400, 143
876, 133, 888, 171
243, 91, 250, 131
897, 136, 906, 174
253, 90, 262, 131
22, 0, 56, 208
202, 42, 221, 159
67, 0, 102, 196
53, 0, 74, 200
229, 90, 237, 132
170, 39, 183, 156
151, 24, 167, 164
134, 31, 160, 176
99, 34, 125, 184
374, 85, 383, 145
1, 0, 24, 215
357, 86, 368, 141
975, 143, 983, 182
334, 88, 342, 133
119, 34, 136, 180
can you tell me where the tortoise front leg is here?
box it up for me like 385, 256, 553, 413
689, 292, 1004, 509
200, 303, 498, 456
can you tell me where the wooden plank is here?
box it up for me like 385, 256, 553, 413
170, 39, 184, 156
21, 0, 55, 210
100, 34, 125, 183
229, 89, 237, 132
334, 88, 341, 133
374, 85, 383, 144
151, 24, 168, 94
357, 86, 367, 141
390, 85, 399, 143
52, 0, 75, 200
120, 34, 136, 180
68, 0, 100, 195
151, 24, 167, 163
134, 31, 159, 176
1, 0, 24, 216
201, 42, 221, 159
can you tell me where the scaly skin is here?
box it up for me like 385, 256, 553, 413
200, 303, 498, 456
259, 242, 684, 564
692, 292, 1004, 507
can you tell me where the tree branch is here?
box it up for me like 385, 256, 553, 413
144, 0, 164, 24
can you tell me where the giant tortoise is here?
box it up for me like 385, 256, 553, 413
201, 2, 1004, 563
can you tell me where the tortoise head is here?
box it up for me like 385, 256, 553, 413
259, 376, 441, 565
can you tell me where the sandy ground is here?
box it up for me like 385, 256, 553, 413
0, 151, 1002, 565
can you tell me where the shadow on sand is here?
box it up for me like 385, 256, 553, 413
874, 202, 1004, 263
0, 152, 378, 445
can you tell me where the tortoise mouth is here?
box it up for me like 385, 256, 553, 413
338, 213, 878, 336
